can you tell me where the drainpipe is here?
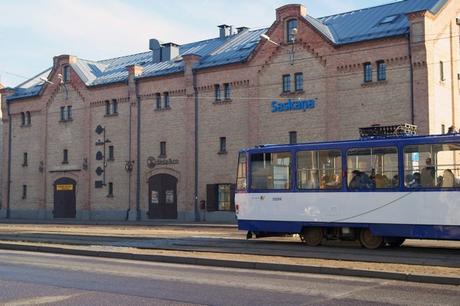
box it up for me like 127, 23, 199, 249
6, 101, 11, 219
407, 32, 415, 125
135, 80, 141, 221
126, 96, 132, 220
193, 70, 200, 222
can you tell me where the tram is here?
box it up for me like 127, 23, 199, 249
235, 126, 460, 249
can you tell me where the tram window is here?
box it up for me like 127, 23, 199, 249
404, 143, 460, 188
250, 152, 291, 190
347, 147, 398, 190
297, 150, 342, 190
236, 153, 247, 191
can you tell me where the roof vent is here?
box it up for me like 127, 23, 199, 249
218, 24, 232, 38
236, 26, 249, 34
149, 39, 162, 63
378, 14, 400, 25
149, 39, 180, 63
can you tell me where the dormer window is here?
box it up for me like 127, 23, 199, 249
287, 19, 298, 43
63, 65, 70, 82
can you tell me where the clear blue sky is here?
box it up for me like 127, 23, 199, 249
0, 0, 398, 87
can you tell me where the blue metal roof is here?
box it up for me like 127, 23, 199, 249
7, 0, 448, 101
318, 0, 446, 44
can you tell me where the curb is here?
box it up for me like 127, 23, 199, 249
0, 242, 458, 286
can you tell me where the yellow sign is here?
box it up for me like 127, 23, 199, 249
56, 184, 73, 191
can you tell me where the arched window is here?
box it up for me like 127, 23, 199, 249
286, 19, 298, 43
20, 112, 25, 126
26, 111, 31, 125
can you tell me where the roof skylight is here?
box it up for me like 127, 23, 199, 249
379, 14, 400, 25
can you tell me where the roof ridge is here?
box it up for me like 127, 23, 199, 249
318, 0, 410, 20
97, 50, 152, 64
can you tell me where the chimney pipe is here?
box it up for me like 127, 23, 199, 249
236, 26, 249, 34
218, 24, 232, 39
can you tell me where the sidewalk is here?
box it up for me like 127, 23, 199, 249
0, 222, 459, 285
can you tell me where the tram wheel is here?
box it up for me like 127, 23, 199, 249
301, 227, 323, 246
387, 238, 405, 248
359, 229, 384, 249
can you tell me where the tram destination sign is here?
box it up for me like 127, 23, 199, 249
271, 99, 316, 113
147, 156, 179, 169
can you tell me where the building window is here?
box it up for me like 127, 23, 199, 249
20, 112, 25, 126
108, 145, 114, 161
112, 99, 118, 114
289, 131, 297, 144
286, 19, 298, 43
364, 62, 372, 83
105, 100, 111, 115
106, 99, 118, 115
107, 182, 114, 197
156, 93, 161, 110
63, 65, 70, 82
282, 74, 291, 93
22, 185, 27, 199
60, 107, 66, 121
206, 184, 235, 211
214, 84, 221, 101
22, 152, 28, 167
440, 61, 445, 81
164, 92, 170, 108
26, 111, 31, 125
377, 60, 386, 81
217, 184, 232, 211
219, 137, 227, 154
224, 83, 231, 100
60, 106, 72, 121
67, 106, 72, 120
160, 141, 166, 157
294, 73, 303, 91
63, 149, 69, 164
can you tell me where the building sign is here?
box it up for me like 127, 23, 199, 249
147, 156, 179, 169
56, 184, 73, 191
151, 191, 159, 204
271, 99, 316, 113
165, 190, 174, 204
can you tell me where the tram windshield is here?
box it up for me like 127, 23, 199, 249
236, 152, 247, 191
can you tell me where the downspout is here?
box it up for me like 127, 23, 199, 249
135, 80, 141, 221
126, 95, 132, 220
407, 32, 415, 125
6, 101, 11, 218
193, 70, 200, 221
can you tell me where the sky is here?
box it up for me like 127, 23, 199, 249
0, 0, 398, 88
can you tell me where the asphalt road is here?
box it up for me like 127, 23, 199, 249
0, 250, 458, 306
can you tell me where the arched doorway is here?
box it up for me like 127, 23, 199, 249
148, 174, 178, 219
53, 177, 76, 218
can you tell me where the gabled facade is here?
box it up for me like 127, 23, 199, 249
1, 0, 459, 221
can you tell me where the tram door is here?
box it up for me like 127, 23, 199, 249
148, 174, 178, 219
53, 177, 76, 218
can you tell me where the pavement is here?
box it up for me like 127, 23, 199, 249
0, 221, 459, 285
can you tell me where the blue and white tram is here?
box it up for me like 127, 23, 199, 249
235, 133, 460, 249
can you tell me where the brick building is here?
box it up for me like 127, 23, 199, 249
1, 0, 459, 222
